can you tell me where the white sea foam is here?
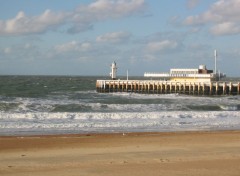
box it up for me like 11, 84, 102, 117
1, 111, 240, 135
1, 91, 240, 135
219, 105, 239, 111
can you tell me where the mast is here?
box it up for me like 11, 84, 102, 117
214, 50, 217, 74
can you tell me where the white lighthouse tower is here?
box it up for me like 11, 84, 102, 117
110, 61, 117, 80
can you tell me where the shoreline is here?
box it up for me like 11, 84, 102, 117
1, 130, 240, 176
1, 126, 240, 137
1, 128, 240, 136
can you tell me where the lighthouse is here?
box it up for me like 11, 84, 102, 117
110, 61, 117, 80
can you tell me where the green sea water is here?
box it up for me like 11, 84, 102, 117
0, 76, 240, 135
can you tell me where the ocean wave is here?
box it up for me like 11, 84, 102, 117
1, 98, 240, 113
1, 111, 240, 135
219, 105, 240, 111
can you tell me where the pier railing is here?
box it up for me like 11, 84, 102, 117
96, 80, 240, 95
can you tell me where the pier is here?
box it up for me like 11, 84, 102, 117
96, 80, 240, 96
97, 60, 239, 96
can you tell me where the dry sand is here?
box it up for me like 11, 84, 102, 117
0, 131, 240, 176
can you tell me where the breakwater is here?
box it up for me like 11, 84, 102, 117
96, 80, 240, 95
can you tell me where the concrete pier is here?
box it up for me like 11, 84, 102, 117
96, 80, 240, 95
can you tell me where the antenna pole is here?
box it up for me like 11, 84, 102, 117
214, 50, 217, 74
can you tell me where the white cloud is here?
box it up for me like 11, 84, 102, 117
3, 47, 12, 54
0, 43, 40, 62
0, 0, 146, 36
210, 22, 240, 36
186, 0, 201, 9
54, 41, 92, 53
96, 31, 131, 43
146, 40, 178, 53
69, 0, 146, 33
0, 10, 67, 35
91, 0, 145, 17
184, 0, 240, 35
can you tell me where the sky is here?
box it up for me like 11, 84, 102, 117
0, 0, 240, 77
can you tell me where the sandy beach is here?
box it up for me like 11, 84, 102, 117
0, 131, 240, 176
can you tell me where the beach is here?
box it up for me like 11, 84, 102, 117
1, 131, 240, 176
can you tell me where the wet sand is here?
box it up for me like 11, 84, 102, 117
0, 131, 240, 176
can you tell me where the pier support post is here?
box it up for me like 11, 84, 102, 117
216, 82, 218, 95
134, 82, 136, 93
203, 83, 205, 95
153, 82, 155, 94
198, 82, 200, 95
157, 82, 159, 94
229, 82, 232, 95
175, 82, 177, 94
209, 82, 212, 95
179, 83, 182, 93
138, 81, 140, 93
148, 82, 150, 94
140, 82, 142, 93
189, 83, 191, 95
238, 82, 240, 95
170, 82, 172, 94
143, 82, 145, 93
193, 83, 195, 95
113, 82, 116, 92
118, 81, 120, 92
165, 82, 168, 94
160, 82, 163, 94
183, 82, 186, 94
223, 82, 226, 95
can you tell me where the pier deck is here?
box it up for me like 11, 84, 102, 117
96, 80, 240, 95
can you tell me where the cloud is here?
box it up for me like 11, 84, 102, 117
0, 10, 68, 35
67, 23, 94, 34
88, 0, 145, 18
210, 22, 240, 36
54, 41, 92, 53
184, 0, 240, 35
146, 40, 178, 53
0, 43, 39, 62
3, 47, 12, 54
186, 0, 201, 9
0, 0, 146, 36
68, 0, 146, 34
96, 31, 131, 43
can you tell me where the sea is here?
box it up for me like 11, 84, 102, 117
0, 76, 240, 136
